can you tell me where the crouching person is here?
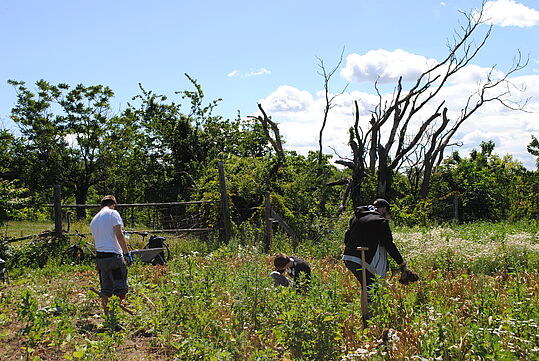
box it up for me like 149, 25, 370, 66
270, 268, 290, 287
272, 253, 311, 293
90, 195, 131, 314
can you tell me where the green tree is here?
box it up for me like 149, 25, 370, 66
0, 180, 29, 225
0, 128, 17, 173
9, 80, 119, 217
128, 82, 202, 202
93, 109, 155, 204
8, 80, 66, 197
427, 141, 531, 222
195, 150, 343, 241
128, 75, 270, 203
528, 135, 539, 169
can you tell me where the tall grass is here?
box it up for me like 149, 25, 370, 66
0, 220, 537, 360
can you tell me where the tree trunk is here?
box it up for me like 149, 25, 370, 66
419, 159, 434, 199
369, 117, 378, 172
350, 166, 366, 209
377, 147, 391, 199
74, 182, 89, 219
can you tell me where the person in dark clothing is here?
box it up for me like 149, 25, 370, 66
342, 199, 413, 303
269, 269, 290, 287
273, 253, 311, 292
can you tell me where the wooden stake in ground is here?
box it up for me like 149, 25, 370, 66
357, 247, 369, 325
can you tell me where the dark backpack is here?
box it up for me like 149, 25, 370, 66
148, 236, 167, 265
148, 235, 166, 248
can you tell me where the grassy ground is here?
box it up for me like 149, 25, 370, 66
1, 220, 55, 238
0, 220, 538, 360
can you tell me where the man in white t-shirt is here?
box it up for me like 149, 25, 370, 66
90, 195, 130, 314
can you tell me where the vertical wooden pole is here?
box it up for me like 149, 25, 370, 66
358, 247, 369, 326
453, 194, 460, 224
264, 191, 272, 253
217, 161, 232, 244
53, 185, 63, 238
534, 183, 539, 220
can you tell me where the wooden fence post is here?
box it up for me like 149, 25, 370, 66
533, 183, 539, 220
453, 193, 460, 224
264, 192, 272, 253
217, 161, 232, 244
53, 185, 63, 238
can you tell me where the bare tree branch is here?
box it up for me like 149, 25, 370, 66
336, 1, 528, 210
248, 104, 285, 162
317, 48, 349, 172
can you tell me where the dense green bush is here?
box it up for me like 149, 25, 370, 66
7, 235, 66, 270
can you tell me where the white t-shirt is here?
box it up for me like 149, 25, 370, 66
90, 206, 124, 254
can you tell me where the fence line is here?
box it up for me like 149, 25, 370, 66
49, 161, 233, 242
44, 200, 215, 208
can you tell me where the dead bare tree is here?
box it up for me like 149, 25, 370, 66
334, 2, 528, 209
317, 49, 348, 173
248, 103, 285, 168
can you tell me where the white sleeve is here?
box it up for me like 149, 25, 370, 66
111, 210, 124, 227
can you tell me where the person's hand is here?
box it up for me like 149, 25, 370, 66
398, 262, 419, 285
123, 252, 133, 266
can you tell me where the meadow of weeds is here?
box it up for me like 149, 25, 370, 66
0, 220, 537, 360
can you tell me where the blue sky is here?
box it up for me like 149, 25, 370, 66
1, 0, 538, 168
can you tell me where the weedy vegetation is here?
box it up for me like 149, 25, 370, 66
0, 220, 537, 360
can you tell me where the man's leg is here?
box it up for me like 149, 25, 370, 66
110, 255, 128, 302
96, 257, 120, 315
344, 260, 376, 290
96, 266, 112, 314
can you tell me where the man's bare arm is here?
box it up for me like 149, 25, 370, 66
113, 225, 129, 254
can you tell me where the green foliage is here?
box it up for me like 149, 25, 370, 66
8, 235, 65, 269
8, 79, 121, 218
390, 196, 434, 227
194, 152, 345, 243
0, 221, 538, 359
0, 128, 17, 173
102, 296, 125, 333
4, 78, 538, 234
17, 290, 51, 356
528, 135, 539, 169
0, 180, 30, 225
425, 142, 535, 222
272, 282, 345, 360
389, 141, 539, 225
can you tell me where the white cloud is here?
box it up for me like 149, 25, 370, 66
260, 85, 315, 115
440, 2, 446, 6
448, 64, 505, 85
340, 49, 438, 84
454, 104, 538, 166
227, 68, 271, 78
246, 68, 271, 77
257, 72, 539, 169
482, 0, 539, 27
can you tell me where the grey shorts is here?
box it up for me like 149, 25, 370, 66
96, 254, 128, 298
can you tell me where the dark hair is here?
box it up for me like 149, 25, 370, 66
274, 253, 290, 270
100, 195, 117, 207
373, 198, 390, 209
